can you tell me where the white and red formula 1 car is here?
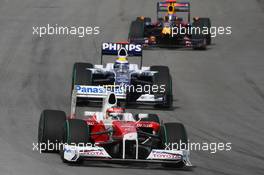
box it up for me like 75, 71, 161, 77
38, 92, 192, 168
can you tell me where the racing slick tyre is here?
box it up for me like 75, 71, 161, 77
160, 123, 188, 168
60, 119, 90, 164
128, 20, 144, 40
71, 62, 93, 90
150, 66, 173, 109
192, 18, 211, 49
38, 110, 66, 152
197, 18, 211, 45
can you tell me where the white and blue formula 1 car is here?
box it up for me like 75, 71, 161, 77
71, 42, 173, 108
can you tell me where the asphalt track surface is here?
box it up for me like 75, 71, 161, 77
0, 0, 264, 174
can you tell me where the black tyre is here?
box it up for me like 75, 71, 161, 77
64, 119, 90, 145
129, 20, 144, 40
192, 18, 211, 49
160, 123, 188, 168
198, 18, 211, 45
38, 110, 66, 152
150, 66, 173, 108
161, 123, 188, 148
61, 119, 90, 163
72, 62, 93, 90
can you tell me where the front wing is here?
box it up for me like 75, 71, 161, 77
71, 85, 166, 103
63, 144, 192, 167
130, 37, 205, 49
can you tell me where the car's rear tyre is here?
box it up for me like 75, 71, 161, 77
60, 119, 90, 163
38, 110, 66, 152
160, 123, 188, 168
200, 18, 211, 45
72, 62, 93, 90
150, 66, 173, 109
129, 20, 145, 40
192, 18, 211, 49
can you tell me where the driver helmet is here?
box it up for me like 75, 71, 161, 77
114, 48, 130, 73
106, 106, 125, 119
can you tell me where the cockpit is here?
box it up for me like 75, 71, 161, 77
113, 62, 130, 73
107, 113, 134, 121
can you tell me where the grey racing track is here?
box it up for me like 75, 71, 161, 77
0, 0, 264, 174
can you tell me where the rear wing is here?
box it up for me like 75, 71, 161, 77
157, 1, 191, 22
70, 85, 126, 116
101, 42, 143, 68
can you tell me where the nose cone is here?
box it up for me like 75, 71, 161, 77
112, 120, 137, 137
